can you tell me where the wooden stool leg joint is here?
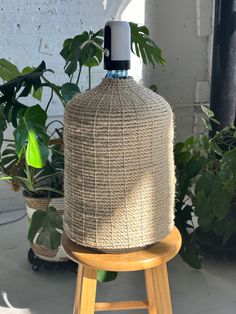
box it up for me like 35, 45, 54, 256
145, 263, 173, 314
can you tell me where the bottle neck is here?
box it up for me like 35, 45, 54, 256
106, 70, 128, 79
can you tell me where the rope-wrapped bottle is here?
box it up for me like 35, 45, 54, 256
64, 21, 175, 252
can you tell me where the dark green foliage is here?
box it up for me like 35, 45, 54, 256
97, 270, 118, 283
175, 106, 236, 268
60, 29, 104, 78
61, 83, 80, 102
28, 206, 63, 250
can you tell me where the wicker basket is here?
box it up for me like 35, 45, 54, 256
25, 196, 69, 262
64, 77, 175, 252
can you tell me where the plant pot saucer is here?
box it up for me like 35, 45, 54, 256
195, 228, 236, 261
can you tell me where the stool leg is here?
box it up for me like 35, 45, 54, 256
152, 263, 173, 314
79, 266, 97, 314
73, 264, 84, 314
145, 268, 158, 314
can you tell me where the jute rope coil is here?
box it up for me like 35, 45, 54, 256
64, 77, 175, 252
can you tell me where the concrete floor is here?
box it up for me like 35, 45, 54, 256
0, 217, 236, 314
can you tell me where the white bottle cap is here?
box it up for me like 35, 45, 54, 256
104, 21, 131, 70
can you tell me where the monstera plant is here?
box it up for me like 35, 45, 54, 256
0, 22, 166, 275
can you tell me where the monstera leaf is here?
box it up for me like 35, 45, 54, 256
28, 206, 63, 250
14, 105, 49, 168
129, 22, 166, 67
61, 83, 80, 102
60, 29, 103, 77
0, 61, 50, 127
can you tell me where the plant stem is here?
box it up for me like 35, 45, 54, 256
76, 67, 82, 86
45, 88, 54, 113
70, 73, 74, 83
42, 76, 66, 107
88, 67, 91, 90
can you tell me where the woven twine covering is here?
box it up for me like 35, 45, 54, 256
25, 197, 50, 211
64, 77, 175, 252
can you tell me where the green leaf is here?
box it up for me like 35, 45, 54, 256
202, 117, 212, 131
0, 61, 48, 126
0, 59, 20, 81
33, 87, 42, 101
198, 213, 214, 231
221, 148, 236, 172
194, 190, 212, 218
34, 187, 64, 195
61, 30, 103, 77
97, 270, 118, 283
185, 155, 206, 178
212, 220, 226, 236
201, 105, 214, 118
211, 175, 233, 220
21, 66, 34, 75
28, 206, 63, 250
219, 164, 233, 186
195, 172, 215, 196
14, 105, 49, 168
26, 129, 48, 168
149, 84, 158, 93
0, 176, 12, 180
129, 22, 166, 68
174, 151, 191, 169
210, 141, 223, 156
61, 83, 80, 102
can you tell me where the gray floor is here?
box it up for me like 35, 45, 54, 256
0, 217, 236, 314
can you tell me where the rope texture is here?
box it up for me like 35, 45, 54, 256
64, 78, 175, 252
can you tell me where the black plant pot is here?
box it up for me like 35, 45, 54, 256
195, 228, 236, 261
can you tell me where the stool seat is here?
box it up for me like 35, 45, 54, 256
62, 227, 181, 272
62, 227, 182, 314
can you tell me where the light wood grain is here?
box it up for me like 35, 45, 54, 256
145, 268, 157, 314
95, 300, 148, 311
79, 267, 97, 314
62, 227, 181, 272
73, 264, 84, 314
152, 263, 173, 314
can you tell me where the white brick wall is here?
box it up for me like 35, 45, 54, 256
144, 0, 214, 141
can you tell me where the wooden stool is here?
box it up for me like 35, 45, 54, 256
62, 227, 181, 314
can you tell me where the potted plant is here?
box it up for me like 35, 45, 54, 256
175, 106, 236, 269
0, 61, 69, 263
